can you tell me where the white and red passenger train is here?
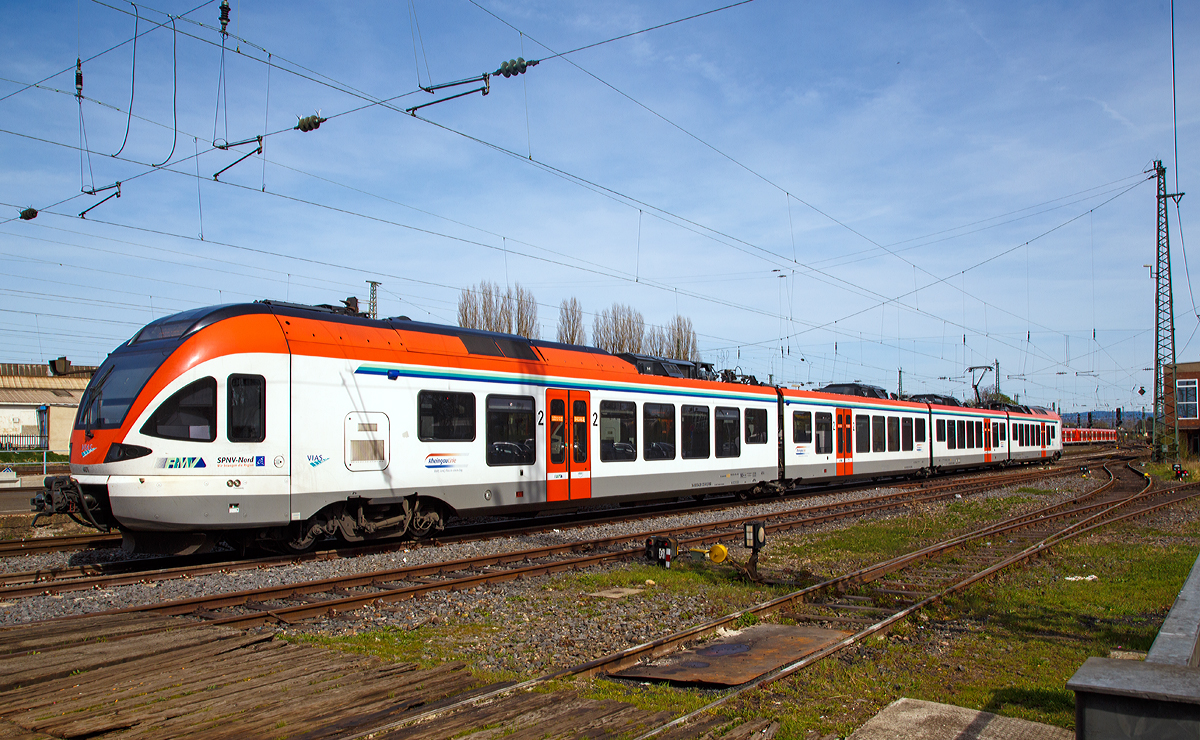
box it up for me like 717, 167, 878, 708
35, 302, 1063, 554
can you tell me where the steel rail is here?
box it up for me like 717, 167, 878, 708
2, 465, 1088, 605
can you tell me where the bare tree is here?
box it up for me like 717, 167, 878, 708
593, 303, 644, 354
667, 314, 699, 361
644, 325, 668, 357
457, 286, 480, 330
556, 297, 586, 345
513, 284, 539, 339
459, 281, 539, 338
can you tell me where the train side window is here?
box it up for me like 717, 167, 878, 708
936, 419, 946, 443
1050, 425, 1056, 440
418, 391, 475, 441
682, 405, 711, 459
486, 395, 535, 466
141, 377, 216, 442
716, 407, 740, 458
957, 421, 967, 450
550, 398, 566, 464
966, 419, 975, 449
947, 419, 957, 449
887, 417, 900, 452
915, 418, 926, 443
644, 403, 676, 460
855, 415, 871, 453
1000, 423, 1006, 442
1018, 424, 1025, 446
872, 416, 886, 453
745, 408, 768, 444
815, 412, 832, 454
793, 410, 812, 444
227, 374, 265, 443
901, 417, 913, 451
976, 421, 984, 449
992, 422, 999, 445
599, 401, 637, 461
573, 400, 588, 464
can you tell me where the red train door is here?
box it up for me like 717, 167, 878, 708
1040, 422, 1047, 458
836, 408, 853, 476
546, 389, 592, 501
984, 420, 992, 463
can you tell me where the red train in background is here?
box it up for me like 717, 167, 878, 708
1061, 428, 1118, 445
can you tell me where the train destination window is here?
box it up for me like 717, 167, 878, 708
599, 401, 637, 461
856, 415, 871, 453
947, 419, 957, 449
745, 408, 768, 444
793, 410, 812, 444
644, 404, 676, 460
747, 408, 769, 445
887, 417, 900, 452
573, 400, 588, 464
872, 416, 886, 453
966, 420, 975, 449
681, 405, 710, 459
418, 391, 475, 442
815, 412, 833, 454
901, 417, 913, 451
936, 419, 946, 443
915, 418, 926, 443
142, 377, 217, 442
716, 407, 740, 458
227, 374, 265, 443
486, 395, 535, 466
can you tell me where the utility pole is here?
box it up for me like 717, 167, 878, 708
994, 359, 1000, 399
366, 280, 381, 320
1152, 160, 1184, 461
897, 368, 903, 399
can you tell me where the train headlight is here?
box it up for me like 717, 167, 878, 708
104, 443, 153, 463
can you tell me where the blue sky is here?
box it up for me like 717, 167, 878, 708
1, 1, 1195, 414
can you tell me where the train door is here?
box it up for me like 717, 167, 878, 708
1040, 422, 1047, 458
546, 389, 592, 501
836, 408, 853, 476
983, 419, 992, 464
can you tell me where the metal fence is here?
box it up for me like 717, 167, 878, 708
0, 434, 50, 450
0, 449, 70, 479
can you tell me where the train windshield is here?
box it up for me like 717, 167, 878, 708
75, 349, 170, 431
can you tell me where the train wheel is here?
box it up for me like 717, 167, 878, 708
408, 500, 445, 539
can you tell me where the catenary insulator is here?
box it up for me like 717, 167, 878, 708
219, 0, 230, 36
19, 208, 37, 221
75, 59, 83, 98
295, 115, 326, 132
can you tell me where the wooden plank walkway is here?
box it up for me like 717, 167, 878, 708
0, 614, 778, 739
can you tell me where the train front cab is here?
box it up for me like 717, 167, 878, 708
68, 308, 294, 552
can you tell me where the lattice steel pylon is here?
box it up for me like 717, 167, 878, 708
1152, 160, 1183, 461
366, 280, 381, 320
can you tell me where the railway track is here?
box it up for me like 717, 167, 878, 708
6, 462, 1096, 628
0, 454, 1109, 569
335, 462, 1193, 739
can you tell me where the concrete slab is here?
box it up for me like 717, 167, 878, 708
611, 624, 849, 686
848, 698, 1072, 740
588, 587, 643, 599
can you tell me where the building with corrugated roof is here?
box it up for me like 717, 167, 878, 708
0, 361, 96, 451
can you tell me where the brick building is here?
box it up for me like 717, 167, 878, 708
1166, 361, 1200, 455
